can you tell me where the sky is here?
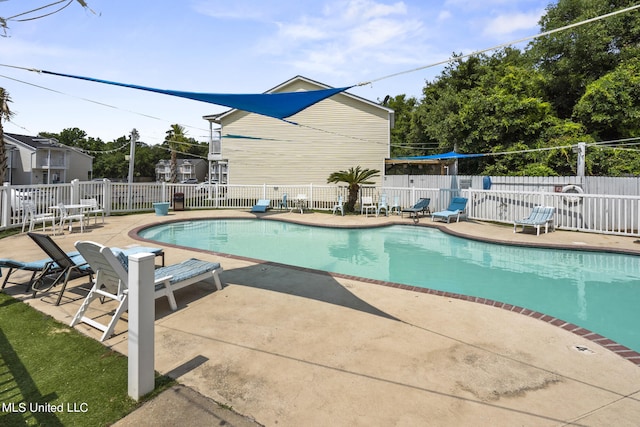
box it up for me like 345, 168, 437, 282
0, 0, 553, 145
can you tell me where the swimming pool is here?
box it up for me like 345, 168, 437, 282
139, 219, 640, 352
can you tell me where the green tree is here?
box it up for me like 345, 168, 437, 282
412, 49, 562, 174
92, 136, 130, 179
135, 143, 169, 179
573, 58, 640, 140
0, 87, 14, 185
526, 0, 640, 118
384, 94, 419, 157
327, 166, 380, 213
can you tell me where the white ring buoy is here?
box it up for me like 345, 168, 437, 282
561, 184, 583, 204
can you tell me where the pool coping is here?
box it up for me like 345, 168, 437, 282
129, 216, 640, 367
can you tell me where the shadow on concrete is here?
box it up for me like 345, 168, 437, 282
219, 261, 399, 321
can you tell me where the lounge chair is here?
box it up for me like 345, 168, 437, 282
431, 197, 468, 223
71, 241, 223, 341
251, 199, 271, 213
401, 198, 431, 221
514, 206, 555, 236
27, 232, 164, 305
361, 196, 376, 217
1, 252, 82, 291
332, 195, 344, 216
27, 232, 94, 305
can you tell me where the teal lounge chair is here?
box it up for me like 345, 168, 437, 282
514, 206, 555, 236
431, 197, 468, 223
251, 199, 271, 213
401, 198, 431, 220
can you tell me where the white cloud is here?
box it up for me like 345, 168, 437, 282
482, 10, 543, 37
437, 10, 452, 22
255, 0, 426, 79
277, 21, 328, 41
192, 0, 279, 21
341, 0, 408, 20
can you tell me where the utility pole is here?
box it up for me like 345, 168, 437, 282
576, 142, 586, 177
127, 129, 138, 211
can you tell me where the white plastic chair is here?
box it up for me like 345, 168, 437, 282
361, 196, 376, 217
389, 196, 401, 215
56, 203, 86, 234
332, 195, 344, 216
80, 198, 104, 224
71, 240, 223, 341
376, 194, 389, 217
21, 201, 56, 233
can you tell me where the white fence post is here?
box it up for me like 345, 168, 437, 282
70, 179, 80, 204
1, 183, 10, 228
127, 252, 155, 401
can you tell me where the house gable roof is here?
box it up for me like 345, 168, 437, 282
4, 133, 93, 159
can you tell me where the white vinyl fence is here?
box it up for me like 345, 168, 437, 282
2, 177, 640, 237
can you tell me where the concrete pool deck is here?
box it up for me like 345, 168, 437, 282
2, 209, 640, 426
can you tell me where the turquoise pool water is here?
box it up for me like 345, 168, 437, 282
139, 219, 640, 352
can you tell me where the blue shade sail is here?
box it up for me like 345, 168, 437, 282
39, 70, 352, 120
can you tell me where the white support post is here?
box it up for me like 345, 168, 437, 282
127, 252, 155, 401
70, 179, 80, 204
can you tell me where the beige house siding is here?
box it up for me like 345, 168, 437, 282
215, 77, 391, 186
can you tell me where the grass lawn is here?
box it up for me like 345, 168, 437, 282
0, 292, 173, 426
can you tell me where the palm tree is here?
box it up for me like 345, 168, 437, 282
327, 166, 380, 213
164, 124, 188, 183
0, 87, 15, 185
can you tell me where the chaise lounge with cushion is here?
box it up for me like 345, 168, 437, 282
71, 240, 223, 341
251, 199, 271, 213
431, 197, 468, 223
513, 206, 555, 236
401, 198, 431, 221
27, 232, 165, 302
